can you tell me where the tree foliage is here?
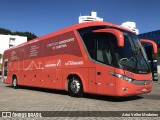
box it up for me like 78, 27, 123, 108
13, 31, 37, 41
0, 28, 12, 35
0, 28, 37, 41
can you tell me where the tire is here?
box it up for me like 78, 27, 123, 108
68, 76, 83, 97
12, 77, 18, 89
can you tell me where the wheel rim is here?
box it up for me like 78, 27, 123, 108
13, 78, 17, 87
70, 80, 80, 93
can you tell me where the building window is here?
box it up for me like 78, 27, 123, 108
9, 44, 14, 48
9, 38, 15, 44
9, 38, 16, 48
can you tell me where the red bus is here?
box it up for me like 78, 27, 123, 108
2, 22, 157, 97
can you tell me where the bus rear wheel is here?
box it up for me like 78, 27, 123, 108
12, 77, 18, 89
68, 76, 83, 97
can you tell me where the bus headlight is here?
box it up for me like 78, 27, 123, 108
123, 76, 133, 82
113, 73, 134, 82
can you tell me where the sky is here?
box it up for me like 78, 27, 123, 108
0, 0, 160, 37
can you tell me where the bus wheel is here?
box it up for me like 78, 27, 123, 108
12, 77, 18, 89
68, 76, 83, 97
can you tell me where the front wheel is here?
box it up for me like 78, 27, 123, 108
68, 76, 83, 97
12, 77, 18, 89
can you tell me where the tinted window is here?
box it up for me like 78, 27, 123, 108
96, 33, 113, 65
79, 29, 114, 66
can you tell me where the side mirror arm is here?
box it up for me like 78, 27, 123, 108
140, 39, 158, 54
93, 29, 124, 47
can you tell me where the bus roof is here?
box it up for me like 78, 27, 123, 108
4, 21, 132, 52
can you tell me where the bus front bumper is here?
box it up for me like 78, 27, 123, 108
116, 80, 153, 97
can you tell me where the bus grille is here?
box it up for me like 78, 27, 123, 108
132, 80, 152, 85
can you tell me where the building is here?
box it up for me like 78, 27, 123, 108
0, 34, 27, 64
139, 30, 160, 46
139, 30, 160, 80
79, 11, 103, 23
121, 21, 139, 35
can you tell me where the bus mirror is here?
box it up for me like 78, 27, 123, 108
93, 29, 124, 47
140, 39, 158, 54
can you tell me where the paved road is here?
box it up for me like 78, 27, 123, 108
0, 80, 160, 120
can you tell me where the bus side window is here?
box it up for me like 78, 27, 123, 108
82, 33, 96, 60
96, 33, 113, 66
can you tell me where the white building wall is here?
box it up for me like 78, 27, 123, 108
79, 11, 103, 23
121, 21, 139, 35
0, 34, 27, 63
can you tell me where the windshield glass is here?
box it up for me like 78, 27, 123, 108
112, 32, 150, 73
78, 26, 150, 74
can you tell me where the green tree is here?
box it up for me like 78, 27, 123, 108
13, 31, 37, 41
0, 27, 37, 41
0, 28, 12, 35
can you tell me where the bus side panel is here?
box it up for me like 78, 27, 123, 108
38, 57, 63, 90
3, 30, 85, 91
19, 58, 47, 88
4, 71, 12, 84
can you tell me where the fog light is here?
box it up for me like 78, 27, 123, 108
122, 87, 126, 92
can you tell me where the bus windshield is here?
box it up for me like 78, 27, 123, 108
78, 26, 150, 74
114, 31, 150, 74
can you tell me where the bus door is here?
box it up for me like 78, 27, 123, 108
95, 34, 116, 95
96, 65, 116, 95
3, 59, 8, 79
85, 30, 120, 95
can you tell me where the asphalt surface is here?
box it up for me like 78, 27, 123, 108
0, 80, 160, 120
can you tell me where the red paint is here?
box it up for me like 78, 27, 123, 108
140, 39, 158, 53
93, 29, 124, 46
1, 22, 156, 97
